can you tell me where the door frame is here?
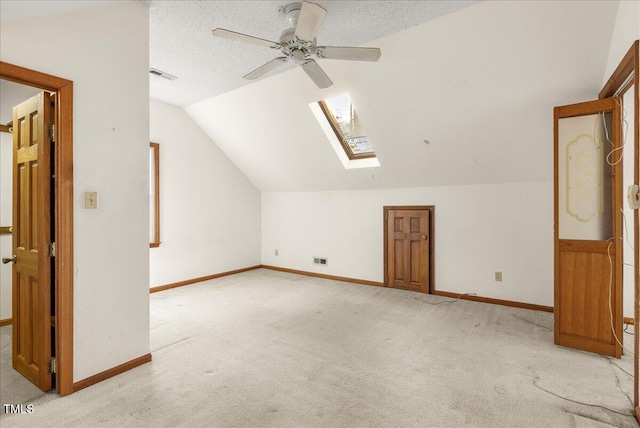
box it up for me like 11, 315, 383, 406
598, 40, 639, 419
383, 205, 435, 292
0, 61, 74, 396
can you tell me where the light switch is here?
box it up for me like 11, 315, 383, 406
84, 191, 97, 209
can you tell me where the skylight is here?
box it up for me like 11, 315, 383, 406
318, 94, 376, 160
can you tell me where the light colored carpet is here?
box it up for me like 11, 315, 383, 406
0, 324, 48, 405
1, 268, 637, 427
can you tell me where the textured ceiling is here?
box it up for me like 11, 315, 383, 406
148, 1, 479, 107
0, 1, 479, 107
184, 0, 619, 192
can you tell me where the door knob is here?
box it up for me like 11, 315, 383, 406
2, 255, 16, 264
421, 235, 427, 240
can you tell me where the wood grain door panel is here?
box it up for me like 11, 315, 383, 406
386, 208, 432, 293
12, 92, 53, 390
557, 241, 618, 355
554, 98, 622, 358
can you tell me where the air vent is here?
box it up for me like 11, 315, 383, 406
149, 68, 177, 81
313, 257, 328, 266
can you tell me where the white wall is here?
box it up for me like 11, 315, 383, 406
0, 1, 150, 381
603, 0, 640, 84
188, 0, 628, 312
254, 1, 620, 309
0, 81, 41, 321
149, 100, 261, 287
262, 182, 553, 306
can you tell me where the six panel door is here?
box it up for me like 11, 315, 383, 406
12, 92, 54, 390
386, 209, 431, 293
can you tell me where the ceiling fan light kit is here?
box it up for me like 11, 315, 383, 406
212, 1, 382, 89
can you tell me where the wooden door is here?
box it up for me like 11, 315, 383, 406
385, 207, 432, 293
554, 97, 623, 358
12, 92, 54, 390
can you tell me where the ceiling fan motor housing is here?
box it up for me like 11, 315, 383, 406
282, 2, 302, 27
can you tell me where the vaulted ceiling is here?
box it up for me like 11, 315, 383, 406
147, 0, 479, 106
0, 0, 479, 107
1, 1, 622, 193
184, 0, 619, 191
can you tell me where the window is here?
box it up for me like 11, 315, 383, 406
318, 94, 376, 160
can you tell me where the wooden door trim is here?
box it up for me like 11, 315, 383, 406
73, 353, 151, 393
0, 61, 74, 396
558, 240, 617, 254
383, 206, 435, 292
151, 265, 265, 293
599, 40, 639, 100
432, 290, 553, 313
261, 265, 384, 288
599, 40, 639, 415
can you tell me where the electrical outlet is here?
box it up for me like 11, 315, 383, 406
313, 257, 328, 266
275, 249, 278, 256
84, 191, 97, 209
495, 272, 502, 282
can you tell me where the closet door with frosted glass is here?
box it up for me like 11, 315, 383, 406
554, 97, 622, 358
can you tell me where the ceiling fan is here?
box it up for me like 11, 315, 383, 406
212, 1, 382, 89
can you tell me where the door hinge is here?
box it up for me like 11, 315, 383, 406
47, 124, 55, 142
48, 242, 56, 257
48, 357, 56, 374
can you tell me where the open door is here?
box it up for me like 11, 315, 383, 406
554, 97, 623, 358
10, 92, 54, 391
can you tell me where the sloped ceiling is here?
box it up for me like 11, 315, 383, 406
148, 0, 479, 106
185, 1, 619, 192
0, 0, 479, 107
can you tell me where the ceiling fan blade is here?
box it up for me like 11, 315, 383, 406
212, 28, 279, 49
301, 60, 333, 89
243, 57, 288, 80
316, 46, 382, 62
294, 2, 327, 42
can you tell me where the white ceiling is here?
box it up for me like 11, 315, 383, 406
148, 0, 479, 106
0, 0, 479, 107
1, 0, 623, 193
185, 0, 619, 192
0, 0, 120, 22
